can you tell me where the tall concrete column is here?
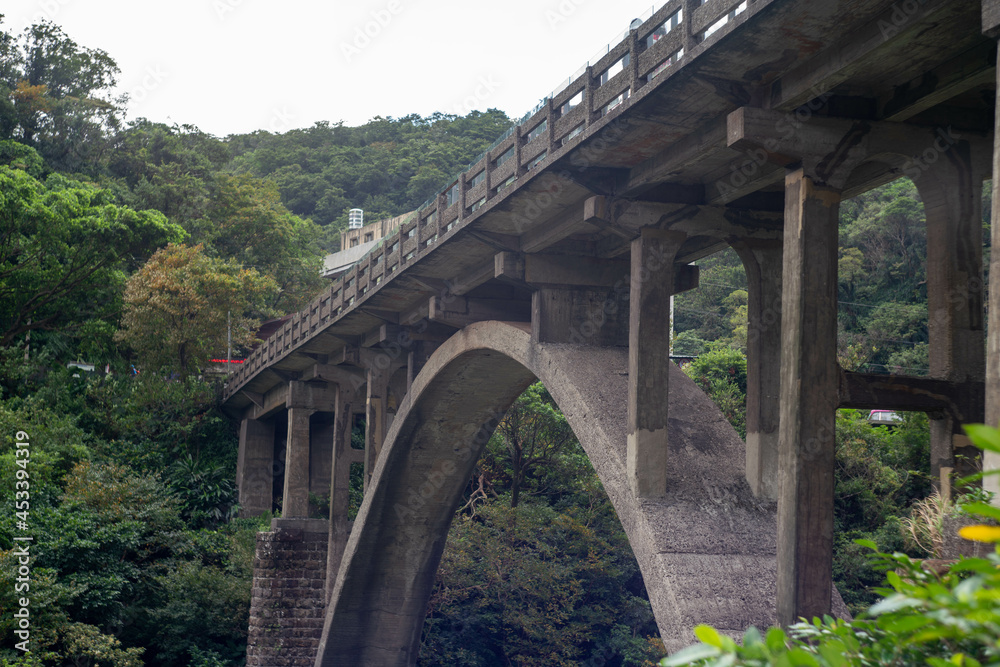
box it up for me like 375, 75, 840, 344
309, 413, 334, 500
628, 228, 686, 498
987, 36, 1000, 501
363, 364, 390, 491
406, 340, 436, 392
327, 383, 356, 600
914, 143, 987, 490
283, 391, 314, 518
238, 417, 275, 517
732, 239, 783, 500
776, 167, 841, 626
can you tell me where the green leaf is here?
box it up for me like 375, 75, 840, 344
661, 643, 721, 665
962, 502, 1000, 522
948, 558, 996, 575
694, 624, 725, 648
743, 626, 764, 646
817, 640, 849, 667
785, 647, 822, 666
963, 424, 1000, 454
881, 614, 932, 634
765, 627, 788, 652
869, 593, 920, 615
853, 538, 878, 551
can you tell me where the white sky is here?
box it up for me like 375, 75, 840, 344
3, 0, 666, 137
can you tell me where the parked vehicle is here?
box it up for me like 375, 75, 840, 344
867, 409, 903, 426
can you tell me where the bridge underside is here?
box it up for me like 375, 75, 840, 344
227, 0, 1000, 664
315, 322, 848, 662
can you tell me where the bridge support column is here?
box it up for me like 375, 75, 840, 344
987, 23, 1000, 500
407, 340, 437, 392
628, 228, 686, 498
310, 412, 334, 503
237, 417, 275, 517
364, 364, 390, 491
777, 167, 841, 626
283, 405, 313, 518
733, 239, 783, 500
913, 127, 989, 493
327, 383, 360, 601
246, 518, 329, 667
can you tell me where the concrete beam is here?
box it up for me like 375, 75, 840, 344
628, 228, 687, 498
520, 207, 603, 254
766, 0, 954, 111
428, 295, 531, 329
624, 120, 728, 195
299, 363, 366, 390
584, 196, 783, 239
287, 380, 339, 412
243, 383, 289, 421
878, 41, 996, 122
838, 371, 984, 422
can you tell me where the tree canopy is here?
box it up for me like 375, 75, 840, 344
117, 243, 277, 375
0, 164, 184, 349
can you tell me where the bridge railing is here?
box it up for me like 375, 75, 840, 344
225, 0, 758, 400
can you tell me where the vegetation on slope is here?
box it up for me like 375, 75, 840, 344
1, 14, 993, 667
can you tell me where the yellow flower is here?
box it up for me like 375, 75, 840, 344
958, 525, 1000, 543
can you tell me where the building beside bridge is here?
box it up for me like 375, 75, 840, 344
322, 211, 416, 280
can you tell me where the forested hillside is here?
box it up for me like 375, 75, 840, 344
0, 15, 990, 667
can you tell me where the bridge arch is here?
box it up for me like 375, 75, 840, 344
316, 320, 797, 666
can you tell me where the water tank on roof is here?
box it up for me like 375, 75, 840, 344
349, 208, 364, 230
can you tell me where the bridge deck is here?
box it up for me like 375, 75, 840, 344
223, 0, 990, 411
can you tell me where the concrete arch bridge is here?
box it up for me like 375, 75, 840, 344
223, 0, 1000, 664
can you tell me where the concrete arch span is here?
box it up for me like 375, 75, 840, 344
317, 320, 802, 666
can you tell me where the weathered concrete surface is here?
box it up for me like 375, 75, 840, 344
987, 40, 1000, 502
315, 321, 847, 666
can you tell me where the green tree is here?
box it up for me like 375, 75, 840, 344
0, 20, 123, 172
117, 243, 277, 375
108, 120, 231, 229
192, 173, 325, 313
489, 383, 575, 508
0, 165, 184, 350
683, 348, 747, 438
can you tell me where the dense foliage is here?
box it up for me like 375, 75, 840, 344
419, 383, 663, 667
0, 12, 993, 667
0, 352, 265, 666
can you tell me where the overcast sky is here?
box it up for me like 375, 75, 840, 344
3, 0, 666, 137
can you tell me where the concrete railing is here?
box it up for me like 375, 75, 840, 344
224, 0, 760, 401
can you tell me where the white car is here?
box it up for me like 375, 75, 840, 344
868, 409, 903, 426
